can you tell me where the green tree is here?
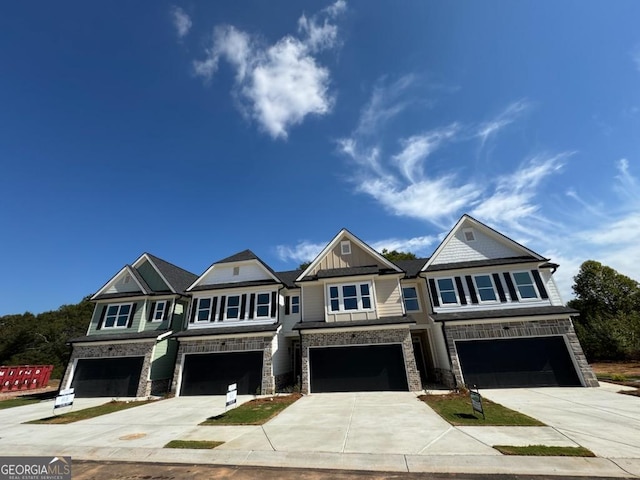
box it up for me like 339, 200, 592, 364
298, 261, 311, 270
568, 261, 640, 361
381, 249, 417, 262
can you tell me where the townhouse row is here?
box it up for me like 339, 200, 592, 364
60, 215, 599, 398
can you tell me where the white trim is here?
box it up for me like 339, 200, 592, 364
299, 324, 410, 334
91, 265, 147, 300
326, 281, 375, 313
102, 303, 134, 329
340, 240, 352, 255
187, 258, 282, 291
463, 228, 476, 242
150, 300, 167, 322
435, 277, 460, 307
72, 338, 157, 346
472, 274, 499, 304
510, 270, 541, 301
402, 284, 422, 313
66, 354, 147, 391
137, 253, 176, 294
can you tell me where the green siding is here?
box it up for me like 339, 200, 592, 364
142, 298, 186, 332
137, 261, 169, 292
150, 339, 178, 380
87, 300, 144, 335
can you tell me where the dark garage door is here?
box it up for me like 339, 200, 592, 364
72, 357, 144, 397
180, 351, 263, 396
310, 344, 408, 393
456, 336, 582, 388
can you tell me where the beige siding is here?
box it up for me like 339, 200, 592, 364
310, 239, 383, 275
327, 310, 377, 322
301, 284, 324, 322
376, 277, 403, 318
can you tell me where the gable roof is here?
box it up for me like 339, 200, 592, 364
422, 214, 545, 271
142, 253, 198, 294
295, 228, 403, 282
187, 249, 282, 292
395, 258, 429, 278
91, 264, 149, 300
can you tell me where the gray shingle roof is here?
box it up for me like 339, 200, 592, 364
275, 269, 303, 289
431, 306, 579, 322
425, 256, 543, 272
299, 265, 399, 282
292, 316, 415, 330
395, 258, 429, 278
190, 279, 280, 291
216, 249, 259, 264
172, 323, 280, 338
145, 253, 198, 294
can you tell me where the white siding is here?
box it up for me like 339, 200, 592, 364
541, 269, 564, 305
432, 229, 523, 265
430, 324, 451, 369
301, 284, 324, 322
376, 277, 404, 318
199, 262, 273, 286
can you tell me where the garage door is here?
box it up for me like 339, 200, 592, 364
72, 357, 144, 397
456, 336, 582, 388
180, 351, 263, 396
310, 344, 408, 393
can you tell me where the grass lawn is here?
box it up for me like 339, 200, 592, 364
0, 397, 41, 409
494, 445, 595, 457
164, 440, 223, 449
200, 394, 301, 426
26, 399, 157, 424
420, 393, 544, 426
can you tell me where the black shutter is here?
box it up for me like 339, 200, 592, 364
164, 301, 172, 321
271, 291, 277, 318
96, 305, 107, 330
189, 300, 197, 323
503, 272, 518, 302
454, 277, 467, 305
249, 294, 256, 319
531, 270, 549, 299
465, 276, 478, 304
148, 302, 157, 322
428, 279, 440, 307
219, 296, 226, 320
211, 297, 218, 322
240, 294, 247, 319
285, 296, 290, 315
127, 303, 138, 328
492, 273, 507, 302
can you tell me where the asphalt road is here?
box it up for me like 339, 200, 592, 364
72, 461, 632, 480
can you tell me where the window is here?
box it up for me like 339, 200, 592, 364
152, 301, 167, 321
474, 275, 497, 302
437, 278, 458, 305
291, 295, 300, 314
402, 287, 420, 311
196, 298, 212, 322
340, 240, 351, 255
463, 228, 476, 242
513, 272, 538, 299
226, 295, 240, 319
328, 282, 373, 312
104, 304, 131, 328
255, 293, 271, 317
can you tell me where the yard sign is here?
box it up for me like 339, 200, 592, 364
225, 383, 237, 410
469, 387, 485, 419
54, 388, 75, 410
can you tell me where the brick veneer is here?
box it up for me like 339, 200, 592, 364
300, 327, 422, 394
171, 335, 276, 395
444, 317, 599, 387
60, 341, 156, 398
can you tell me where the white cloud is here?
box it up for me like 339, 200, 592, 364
475, 99, 530, 149
192, 3, 344, 139
171, 6, 192, 39
393, 125, 459, 182
370, 236, 436, 256
276, 241, 326, 264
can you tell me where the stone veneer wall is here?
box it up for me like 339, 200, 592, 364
444, 318, 599, 388
171, 335, 276, 395
300, 327, 422, 394
61, 342, 156, 398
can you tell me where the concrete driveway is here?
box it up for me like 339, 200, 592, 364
481, 382, 640, 459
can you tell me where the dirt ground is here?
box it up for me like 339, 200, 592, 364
590, 361, 640, 378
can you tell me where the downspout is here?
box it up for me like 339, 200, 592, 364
440, 320, 458, 390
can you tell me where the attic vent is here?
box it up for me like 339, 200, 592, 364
233, 266, 240, 276
463, 228, 476, 242
340, 240, 351, 255
123, 274, 131, 284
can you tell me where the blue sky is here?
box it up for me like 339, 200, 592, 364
2, 1, 639, 315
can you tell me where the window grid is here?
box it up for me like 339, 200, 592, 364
402, 287, 420, 311
513, 272, 538, 299
328, 282, 373, 312
474, 275, 497, 302
152, 301, 166, 321
104, 304, 131, 328
255, 293, 271, 317
291, 296, 300, 314
437, 278, 458, 305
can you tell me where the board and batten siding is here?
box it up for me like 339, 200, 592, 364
375, 277, 404, 318
309, 240, 382, 275
87, 300, 145, 335
431, 229, 522, 265
301, 284, 324, 322
199, 263, 273, 286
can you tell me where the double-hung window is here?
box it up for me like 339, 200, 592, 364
402, 286, 420, 312
196, 298, 212, 322
328, 282, 373, 312
226, 295, 240, 319
512, 272, 538, 299
474, 275, 497, 302
104, 304, 131, 328
255, 293, 271, 318
291, 296, 300, 314
152, 301, 167, 321
437, 278, 458, 305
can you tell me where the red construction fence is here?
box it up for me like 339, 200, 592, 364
0, 365, 53, 392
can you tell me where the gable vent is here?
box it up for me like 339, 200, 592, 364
123, 274, 131, 284
463, 228, 475, 242
340, 240, 351, 255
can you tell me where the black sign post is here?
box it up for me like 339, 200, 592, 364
469, 385, 485, 420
